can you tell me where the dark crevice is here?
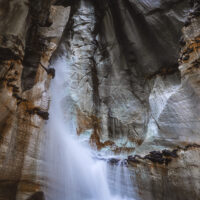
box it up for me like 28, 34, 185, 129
21, 0, 52, 91
27, 191, 45, 200
127, 144, 200, 165
26, 107, 49, 120
90, 56, 100, 115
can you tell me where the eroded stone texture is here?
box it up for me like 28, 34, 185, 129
128, 146, 200, 200
61, 1, 200, 199
0, 0, 28, 60
0, 1, 70, 199
62, 0, 192, 152
128, 4, 200, 200
0, 0, 200, 200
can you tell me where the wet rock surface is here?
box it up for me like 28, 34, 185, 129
62, 0, 195, 152
0, 0, 200, 200
60, 1, 200, 199
128, 144, 200, 200
0, 1, 70, 199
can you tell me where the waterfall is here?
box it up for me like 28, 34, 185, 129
107, 160, 136, 199
43, 57, 136, 200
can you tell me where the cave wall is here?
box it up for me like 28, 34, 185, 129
0, 0, 70, 199
0, 0, 200, 200
62, 0, 200, 199
62, 0, 198, 151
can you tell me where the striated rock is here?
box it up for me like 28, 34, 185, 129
0, 0, 28, 60
60, 1, 200, 199
129, 145, 200, 200
0, 0, 200, 200
0, 1, 70, 199
62, 0, 193, 153
127, 7, 200, 199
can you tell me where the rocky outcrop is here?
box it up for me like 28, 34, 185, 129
1, 0, 200, 200
127, 2, 200, 199
63, 0, 194, 151
128, 144, 200, 200
0, 1, 70, 199
61, 0, 200, 199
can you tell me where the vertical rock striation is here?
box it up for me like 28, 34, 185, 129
127, 1, 200, 199
63, 0, 194, 152
0, 0, 200, 199
0, 1, 70, 199
62, 0, 200, 199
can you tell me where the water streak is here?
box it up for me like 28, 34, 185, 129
44, 57, 136, 200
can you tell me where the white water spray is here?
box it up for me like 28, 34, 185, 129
44, 57, 136, 200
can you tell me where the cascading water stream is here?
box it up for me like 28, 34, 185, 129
44, 57, 136, 200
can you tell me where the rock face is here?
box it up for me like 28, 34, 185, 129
0, 0, 200, 200
0, 0, 70, 199
63, 0, 197, 151
61, 0, 200, 199
128, 145, 200, 200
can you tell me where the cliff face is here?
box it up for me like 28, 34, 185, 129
63, 0, 200, 199
0, 0, 70, 199
0, 0, 200, 200
131, 5, 200, 198
63, 0, 199, 151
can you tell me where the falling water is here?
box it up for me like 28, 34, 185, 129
44, 57, 136, 200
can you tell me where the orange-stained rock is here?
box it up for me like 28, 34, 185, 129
0, 2, 71, 200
